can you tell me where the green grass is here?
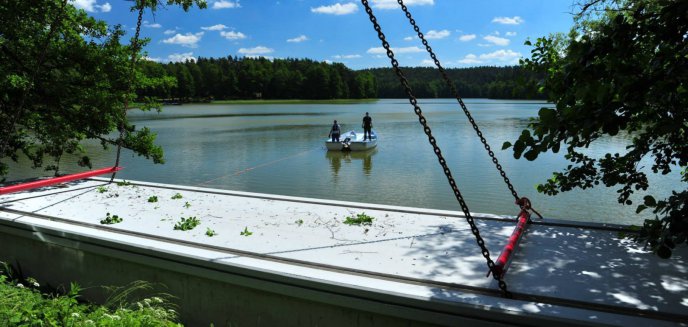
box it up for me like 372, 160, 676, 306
209, 99, 379, 105
0, 264, 181, 326
173, 216, 200, 231
100, 213, 123, 225
343, 213, 375, 226
240, 227, 253, 236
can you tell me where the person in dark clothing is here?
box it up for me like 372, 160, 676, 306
362, 112, 373, 141
329, 120, 341, 142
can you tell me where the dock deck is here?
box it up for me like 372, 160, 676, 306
0, 178, 686, 326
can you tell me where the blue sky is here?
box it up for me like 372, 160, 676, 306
74, 0, 578, 69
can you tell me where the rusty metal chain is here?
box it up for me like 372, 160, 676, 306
359, 0, 512, 298
396, 0, 520, 202
111, 2, 145, 182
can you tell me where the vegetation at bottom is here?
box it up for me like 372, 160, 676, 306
0, 262, 182, 326
343, 213, 374, 226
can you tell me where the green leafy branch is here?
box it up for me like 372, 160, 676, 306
173, 216, 200, 231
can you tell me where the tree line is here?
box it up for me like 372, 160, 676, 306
366, 66, 544, 99
139, 57, 376, 101
138, 57, 544, 102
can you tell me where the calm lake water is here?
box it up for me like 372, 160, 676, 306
5, 99, 682, 225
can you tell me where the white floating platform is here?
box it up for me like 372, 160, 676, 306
0, 178, 686, 326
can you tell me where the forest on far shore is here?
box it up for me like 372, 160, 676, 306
138, 56, 545, 102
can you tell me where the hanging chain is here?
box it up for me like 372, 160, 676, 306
359, 0, 512, 298
110, 2, 145, 182
396, 0, 520, 202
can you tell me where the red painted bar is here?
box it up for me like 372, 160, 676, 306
492, 211, 530, 278
0, 167, 122, 195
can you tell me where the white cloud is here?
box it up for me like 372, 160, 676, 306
71, 0, 111, 13
459, 34, 476, 41
201, 24, 228, 31
420, 59, 434, 66
372, 0, 433, 9
479, 49, 521, 61
238, 46, 274, 55
99, 2, 111, 12
164, 29, 177, 35
457, 50, 521, 65
220, 31, 247, 40
146, 52, 197, 63
492, 16, 524, 25
333, 54, 362, 59
425, 29, 450, 40
213, 0, 241, 9
367, 46, 423, 54
311, 3, 358, 15
167, 52, 197, 62
162, 32, 204, 48
483, 35, 510, 46
143, 21, 162, 28
457, 54, 481, 64
287, 35, 308, 43
506, 31, 517, 36
404, 36, 414, 41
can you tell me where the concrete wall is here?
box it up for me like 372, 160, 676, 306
0, 222, 507, 327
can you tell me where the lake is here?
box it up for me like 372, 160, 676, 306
5, 99, 681, 225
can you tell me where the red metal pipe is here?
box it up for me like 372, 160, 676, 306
0, 167, 122, 195
492, 211, 530, 278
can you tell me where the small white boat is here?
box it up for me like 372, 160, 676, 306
325, 130, 377, 151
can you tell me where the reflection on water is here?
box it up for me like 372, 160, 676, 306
326, 149, 377, 177
3, 99, 683, 225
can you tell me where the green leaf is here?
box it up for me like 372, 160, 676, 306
501, 141, 512, 150
538, 108, 557, 126
524, 149, 539, 161
643, 195, 656, 207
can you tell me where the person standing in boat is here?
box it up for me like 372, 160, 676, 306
329, 120, 341, 142
362, 112, 373, 141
